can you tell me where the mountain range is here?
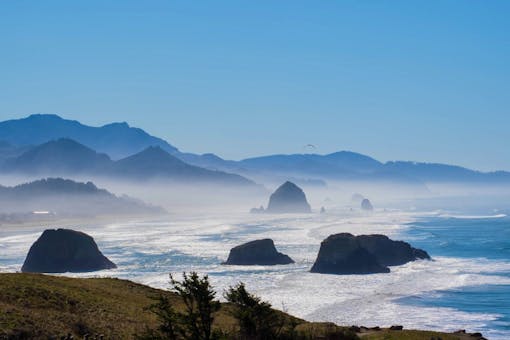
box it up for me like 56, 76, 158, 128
0, 114, 509, 186
0, 114, 177, 159
1, 138, 254, 186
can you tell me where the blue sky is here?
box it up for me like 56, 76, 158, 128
1, 1, 509, 171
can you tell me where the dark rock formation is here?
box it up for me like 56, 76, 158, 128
266, 181, 311, 213
356, 234, 430, 266
361, 198, 373, 211
310, 233, 430, 275
310, 233, 389, 274
21, 229, 116, 273
320, 206, 326, 214
250, 205, 265, 214
223, 239, 294, 265
349, 326, 361, 333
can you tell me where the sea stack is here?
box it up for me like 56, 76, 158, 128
21, 229, 117, 273
223, 239, 294, 265
266, 181, 311, 213
310, 233, 429, 275
361, 198, 374, 211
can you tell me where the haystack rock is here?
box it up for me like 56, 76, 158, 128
361, 198, 374, 211
266, 181, 311, 213
21, 229, 116, 273
223, 239, 294, 265
310, 233, 429, 275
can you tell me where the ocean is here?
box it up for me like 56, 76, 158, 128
399, 213, 510, 339
1, 210, 509, 339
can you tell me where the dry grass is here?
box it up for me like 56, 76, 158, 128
0, 273, 482, 339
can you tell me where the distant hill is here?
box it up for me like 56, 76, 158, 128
240, 152, 382, 177
384, 161, 510, 183
3, 178, 111, 196
111, 146, 254, 185
1, 138, 256, 186
2, 138, 111, 175
178, 152, 243, 172
0, 178, 164, 216
0, 140, 31, 165
237, 152, 424, 185
0, 114, 178, 159
235, 152, 510, 184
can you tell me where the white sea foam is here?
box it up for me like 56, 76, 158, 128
437, 213, 507, 219
1, 210, 509, 339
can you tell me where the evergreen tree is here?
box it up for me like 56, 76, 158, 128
224, 283, 283, 339
138, 272, 220, 340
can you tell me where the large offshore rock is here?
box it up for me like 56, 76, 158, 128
266, 181, 311, 213
361, 198, 374, 211
21, 229, 116, 273
310, 233, 429, 275
356, 234, 430, 266
223, 239, 294, 265
310, 233, 389, 274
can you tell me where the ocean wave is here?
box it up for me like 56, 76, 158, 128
438, 213, 507, 219
1, 211, 509, 338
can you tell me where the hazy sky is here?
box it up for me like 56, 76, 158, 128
1, 1, 509, 171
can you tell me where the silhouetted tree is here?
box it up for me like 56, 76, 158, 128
170, 272, 220, 340
140, 276, 359, 340
137, 272, 220, 340
137, 294, 179, 339
224, 283, 284, 339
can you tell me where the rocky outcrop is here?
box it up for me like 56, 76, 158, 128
223, 239, 294, 265
21, 229, 116, 273
310, 233, 389, 274
250, 206, 265, 214
361, 198, 373, 211
310, 233, 430, 275
266, 181, 311, 213
356, 234, 430, 266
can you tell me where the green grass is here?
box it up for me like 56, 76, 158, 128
0, 273, 481, 339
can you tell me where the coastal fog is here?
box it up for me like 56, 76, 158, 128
1, 174, 510, 339
1, 172, 510, 216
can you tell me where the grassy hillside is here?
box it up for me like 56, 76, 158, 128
0, 273, 484, 339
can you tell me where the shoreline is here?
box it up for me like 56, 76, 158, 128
1, 210, 508, 338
